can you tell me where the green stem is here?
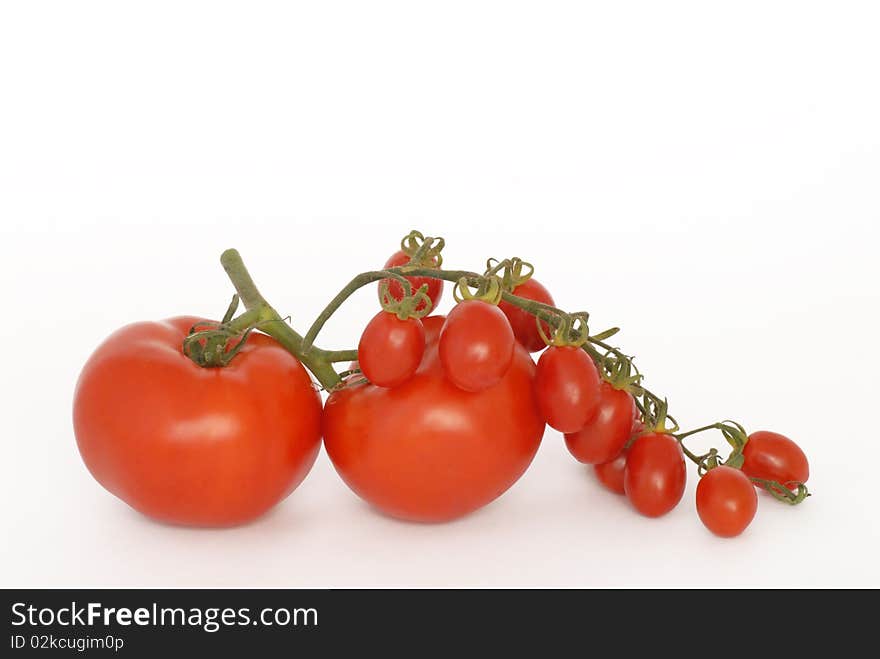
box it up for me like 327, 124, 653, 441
221, 249, 267, 308
219, 249, 344, 390
677, 438, 705, 466
217, 249, 806, 504
301, 266, 566, 352
324, 349, 359, 363
292, 262, 705, 459
300, 267, 480, 352
675, 423, 723, 441
300, 270, 415, 354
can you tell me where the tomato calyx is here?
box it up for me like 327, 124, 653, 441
379, 280, 433, 320
598, 350, 644, 394
747, 477, 811, 504
633, 394, 679, 437
676, 420, 748, 473
452, 275, 505, 305
485, 256, 535, 292
182, 294, 294, 369
398, 229, 446, 269
536, 309, 591, 348
182, 295, 254, 368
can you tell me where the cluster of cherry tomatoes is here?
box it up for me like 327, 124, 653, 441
339, 234, 811, 536
73, 230, 811, 536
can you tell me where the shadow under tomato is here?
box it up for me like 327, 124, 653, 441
114, 492, 312, 532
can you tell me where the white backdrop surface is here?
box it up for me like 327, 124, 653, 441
1, 1, 878, 587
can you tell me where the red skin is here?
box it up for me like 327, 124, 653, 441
438, 300, 515, 392
592, 419, 643, 495
73, 317, 322, 527
498, 278, 555, 352
624, 432, 687, 517
421, 315, 446, 344
696, 466, 758, 537
381, 251, 444, 313
323, 328, 545, 522
742, 431, 809, 492
565, 383, 636, 464
358, 311, 426, 388
535, 346, 601, 433
594, 449, 628, 495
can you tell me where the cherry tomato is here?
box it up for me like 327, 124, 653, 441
624, 432, 686, 517
696, 466, 758, 537
438, 300, 515, 392
381, 250, 443, 313
323, 319, 545, 522
742, 430, 809, 492
73, 317, 322, 527
594, 449, 628, 495
358, 311, 426, 387
565, 383, 636, 464
535, 346, 601, 432
498, 278, 555, 352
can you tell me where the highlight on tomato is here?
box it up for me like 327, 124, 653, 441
73, 315, 322, 527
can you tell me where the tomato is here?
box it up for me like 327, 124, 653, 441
422, 315, 446, 343
593, 449, 628, 495
695, 466, 758, 537
592, 417, 643, 494
438, 300, 515, 392
381, 250, 444, 313
323, 320, 545, 522
73, 317, 322, 527
535, 346, 601, 432
624, 432, 686, 517
498, 278, 555, 352
358, 311, 425, 387
565, 383, 636, 464
742, 431, 809, 492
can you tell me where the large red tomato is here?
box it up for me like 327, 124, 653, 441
73, 317, 322, 527
323, 316, 545, 522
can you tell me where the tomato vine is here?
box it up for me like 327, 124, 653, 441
193, 230, 810, 508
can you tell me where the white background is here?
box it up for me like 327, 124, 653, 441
1, 2, 878, 587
